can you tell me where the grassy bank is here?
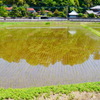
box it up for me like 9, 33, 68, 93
0, 82, 100, 100
0, 21, 82, 28
0, 21, 100, 29
81, 24, 100, 37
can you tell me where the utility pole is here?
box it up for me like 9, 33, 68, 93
66, 0, 69, 20
67, 6, 69, 20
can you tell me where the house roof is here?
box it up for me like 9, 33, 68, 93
38, 10, 50, 12
91, 5, 100, 9
27, 8, 35, 11
86, 10, 94, 14
86, 10, 100, 15
96, 11, 100, 15
5, 7, 12, 10
69, 10, 78, 15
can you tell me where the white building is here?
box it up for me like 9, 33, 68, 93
86, 5, 100, 16
69, 10, 78, 18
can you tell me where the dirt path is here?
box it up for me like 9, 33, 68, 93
36, 92, 100, 100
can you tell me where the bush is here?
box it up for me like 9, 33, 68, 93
53, 9, 60, 17
47, 12, 53, 17
78, 13, 84, 17
59, 12, 66, 17
83, 14, 88, 18
0, 6, 8, 18
88, 13, 96, 18
45, 22, 50, 25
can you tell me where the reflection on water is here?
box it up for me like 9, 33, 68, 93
0, 27, 100, 88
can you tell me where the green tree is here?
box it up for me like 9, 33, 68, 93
47, 12, 53, 17
0, 6, 8, 19
59, 12, 66, 17
10, 5, 19, 18
2, 0, 100, 9
88, 13, 96, 18
40, 7, 45, 15
53, 9, 60, 17
18, 6, 28, 17
0, 0, 3, 6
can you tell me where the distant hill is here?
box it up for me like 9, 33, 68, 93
2, 0, 100, 7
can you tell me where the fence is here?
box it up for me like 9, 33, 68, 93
1, 18, 100, 22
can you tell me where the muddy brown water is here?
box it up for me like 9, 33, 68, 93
0, 27, 100, 88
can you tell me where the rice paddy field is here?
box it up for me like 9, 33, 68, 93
0, 22, 100, 100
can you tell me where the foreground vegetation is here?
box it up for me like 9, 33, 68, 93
0, 82, 100, 100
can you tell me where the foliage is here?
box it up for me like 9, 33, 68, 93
10, 5, 20, 18
0, 6, 8, 19
10, 5, 28, 18
83, 14, 88, 18
47, 12, 53, 17
40, 7, 45, 15
59, 12, 66, 17
0, 0, 100, 18
2, 0, 100, 7
88, 13, 96, 18
0, 82, 100, 99
78, 13, 84, 17
53, 9, 60, 17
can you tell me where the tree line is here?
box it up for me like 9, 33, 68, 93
0, 0, 100, 19
1, 0, 100, 7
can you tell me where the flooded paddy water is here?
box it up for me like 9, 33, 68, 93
0, 24, 100, 88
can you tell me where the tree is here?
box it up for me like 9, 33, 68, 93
78, 13, 84, 17
28, 12, 37, 18
0, 0, 3, 6
18, 6, 28, 17
40, 7, 45, 15
59, 12, 66, 17
0, 6, 8, 20
53, 9, 60, 17
2, 0, 100, 10
10, 5, 19, 18
47, 12, 53, 17
88, 13, 96, 18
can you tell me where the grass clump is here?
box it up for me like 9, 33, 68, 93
45, 22, 50, 25
0, 82, 100, 99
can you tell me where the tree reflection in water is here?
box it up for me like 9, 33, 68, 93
0, 28, 100, 67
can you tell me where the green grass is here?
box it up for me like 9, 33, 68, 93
0, 21, 81, 28
81, 24, 100, 37
0, 82, 100, 100
0, 22, 100, 29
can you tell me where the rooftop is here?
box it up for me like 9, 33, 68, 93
27, 8, 35, 11
91, 5, 100, 9
38, 10, 50, 12
5, 7, 35, 11
5, 7, 12, 10
69, 10, 78, 15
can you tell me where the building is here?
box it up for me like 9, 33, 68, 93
5, 7, 12, 11
5, 7, 36, 13
91, 5, 100, 12
86, 5, 100, 16
27, 8, 36, 13
38, 10, 50, 15
69, 10, 78, 18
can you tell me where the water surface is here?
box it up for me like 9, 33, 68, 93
0, 27, 100, 88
